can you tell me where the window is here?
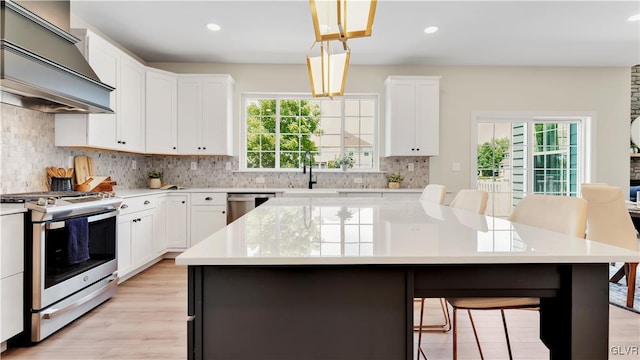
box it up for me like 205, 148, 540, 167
473, 112, 592, 218
242, 94, 377, 171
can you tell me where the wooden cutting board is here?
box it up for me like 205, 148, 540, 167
87, 156, 96, 176
74, 156, 90, 184
85, 176, 109, 191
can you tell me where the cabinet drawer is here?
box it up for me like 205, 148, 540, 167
191, 193, 226, 206
118, 195, 156, 216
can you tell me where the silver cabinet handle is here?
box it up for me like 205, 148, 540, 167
205, 197, 213, 201
121, 204, 129, 209
144, 200, 151, 205
187, 315, 195, 322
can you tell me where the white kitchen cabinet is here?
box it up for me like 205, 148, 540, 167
190, 193, 227, 247
384, 76, 440, 157
146, 68, 178, 154
156, 194, 190, 251
117, 55, 146, 152
55, 29, 146, 153
177, 75, 234, 155
117, 195, 157, 282
1, 212, 24, 344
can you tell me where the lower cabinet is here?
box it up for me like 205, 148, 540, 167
117, 195, 157, 281
1, 212, 24, 345
190, 193, 227, 247
156, 194, 190, 252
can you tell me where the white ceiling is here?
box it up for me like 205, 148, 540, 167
70, 0, 640, 67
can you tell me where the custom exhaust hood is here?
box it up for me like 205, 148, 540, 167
0, 0, 113, 113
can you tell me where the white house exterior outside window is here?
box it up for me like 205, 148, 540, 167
472, 112, 593, 218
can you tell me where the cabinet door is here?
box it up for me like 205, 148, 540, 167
1, 273, 23, 342
177, 78, 203, 154
166, 195, 189, 250
119, 55, 146, 152
190, 205, 226, 247
132, 211, 155, 267
86, 33, 119, 150
385, 79, 416, 156
155, 196, 168, 255
117, 214, 134, 280
1, 213, 24, 277
202, 77, 231, 155
146, 69, 178, 154
414, 80, 439, 156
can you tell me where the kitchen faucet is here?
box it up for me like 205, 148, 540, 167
302, 151, 317, 189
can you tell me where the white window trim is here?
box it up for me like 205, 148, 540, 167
239, 92, 380, 172
470, 111, 596, 192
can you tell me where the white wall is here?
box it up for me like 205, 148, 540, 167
149, 62, 632, 192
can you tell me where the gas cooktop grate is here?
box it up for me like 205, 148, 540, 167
0, 191, 101, 203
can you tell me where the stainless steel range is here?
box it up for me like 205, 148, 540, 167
1, 191, 122, 343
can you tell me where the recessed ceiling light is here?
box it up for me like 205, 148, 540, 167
206, 23, 221, 31
629, 13, 640, 22
424, 26, 439, 34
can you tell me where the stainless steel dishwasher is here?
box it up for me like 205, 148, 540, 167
226, 193, 276, 223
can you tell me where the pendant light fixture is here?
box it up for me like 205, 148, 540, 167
309, 0, 377, 42
306, 40, 350, 98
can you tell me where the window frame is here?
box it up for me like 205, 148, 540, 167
470, 111, 596, 217
239, 93, 380, 172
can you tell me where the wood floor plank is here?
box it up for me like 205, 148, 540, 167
2, 260, 639, 359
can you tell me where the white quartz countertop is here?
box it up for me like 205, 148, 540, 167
176, 197, 640, 266
115, 187, 422, 198
1, 203, 28, 216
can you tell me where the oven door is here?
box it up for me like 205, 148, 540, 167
32, 210, 118, 310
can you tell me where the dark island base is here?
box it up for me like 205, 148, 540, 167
188, 263, 608, 360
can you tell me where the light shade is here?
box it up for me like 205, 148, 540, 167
306, 41, 350, 97
310, 0, 377, 41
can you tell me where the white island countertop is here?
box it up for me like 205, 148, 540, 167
176, 197, 640, 266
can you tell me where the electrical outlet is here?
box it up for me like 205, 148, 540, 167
256, 177, 265, 184
225, 162, 232, 171
68, 156, 75, 168
131, 160, 137, 170
408, 163, 414, 172
191, 161, 197, 170
353, 177, 363, 184
452, 162, 461, 172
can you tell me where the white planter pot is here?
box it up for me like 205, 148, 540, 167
149, 178, 162, 189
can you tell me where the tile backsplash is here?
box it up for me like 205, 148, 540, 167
1, 104, 151, 193
1, 104, 428, 194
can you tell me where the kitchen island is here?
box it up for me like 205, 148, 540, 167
176, 197, 640, 360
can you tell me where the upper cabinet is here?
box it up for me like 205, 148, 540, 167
384, 76, 440, 157
55, 29, 145, 153
145, 68, 178, 154
177, 75, 234, 156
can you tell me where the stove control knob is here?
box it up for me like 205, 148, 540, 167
47, 197, 57, 205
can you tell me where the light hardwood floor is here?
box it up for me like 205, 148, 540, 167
2, 260, 639, 360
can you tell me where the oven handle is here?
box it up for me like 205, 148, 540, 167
42, 276, 119, 320
45, 210, 119, 230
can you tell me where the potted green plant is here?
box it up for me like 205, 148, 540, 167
387, 173, 403, 189
335, 154, 354, 171
148, 170, 163, 189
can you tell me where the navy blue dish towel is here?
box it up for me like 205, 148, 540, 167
66, 217, 90, 265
